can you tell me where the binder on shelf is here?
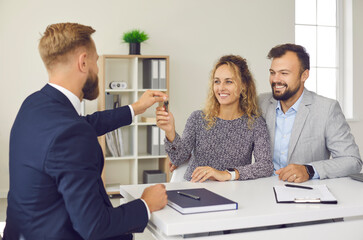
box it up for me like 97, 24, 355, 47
273, 184, 337, 204
159, 59, 166, 89
167, 188, 238, 214
143, 59, 159, 89
105, 93, 115, 110
147, 126, 167, 156
159, 129, 166, 155
147, 125, 159, 155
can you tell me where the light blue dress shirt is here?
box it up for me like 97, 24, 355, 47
272, 92, 320, 179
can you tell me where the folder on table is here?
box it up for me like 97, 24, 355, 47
273, 185, 337, 204
167, 188, 238, 214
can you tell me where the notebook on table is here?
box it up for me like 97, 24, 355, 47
166, 188, 238, 214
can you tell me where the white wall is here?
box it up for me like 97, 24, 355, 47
0, 0, 361, 196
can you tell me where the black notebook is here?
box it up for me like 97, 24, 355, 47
166, 188, 238, 214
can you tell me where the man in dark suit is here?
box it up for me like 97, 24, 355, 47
4, 22, 168, 240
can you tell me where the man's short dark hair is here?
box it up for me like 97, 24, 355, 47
267, 43, 310, 73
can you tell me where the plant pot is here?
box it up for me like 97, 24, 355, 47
129, 42, 140, 55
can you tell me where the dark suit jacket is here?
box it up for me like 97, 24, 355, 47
4, 84, 148, 240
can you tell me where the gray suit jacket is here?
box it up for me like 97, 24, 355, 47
259, 88, 362, 179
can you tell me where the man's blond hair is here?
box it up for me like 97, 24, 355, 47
38, 23, 95, 70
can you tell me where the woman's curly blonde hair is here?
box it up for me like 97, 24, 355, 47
203, 55, 260, 129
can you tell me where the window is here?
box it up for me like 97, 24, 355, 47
295, 0, 353, 118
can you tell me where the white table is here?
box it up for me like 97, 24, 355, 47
120, 176, 363, 239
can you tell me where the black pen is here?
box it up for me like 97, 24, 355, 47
177, 191, 200, 200
285, 184, 313, 190
164, 100, 169, 112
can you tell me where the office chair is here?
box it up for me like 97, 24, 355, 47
170, 163, 188, 182
0, 221, 4, 240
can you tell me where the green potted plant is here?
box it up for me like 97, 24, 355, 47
122, 29, 149, 55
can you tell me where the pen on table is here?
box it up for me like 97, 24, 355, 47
285, 184, 313, 190
177, 191, 200, 200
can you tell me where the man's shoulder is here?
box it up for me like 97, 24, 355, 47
258, 92, 274, 115
20, 90, 86, 135
303, 89, 339, 109
20, 88, 46, 106
258, 92, 273, 102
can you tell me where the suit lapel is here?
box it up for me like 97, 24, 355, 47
287, 89, 313, 162
266, 96, 277, 151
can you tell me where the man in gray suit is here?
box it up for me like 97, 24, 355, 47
259, 43, 362, 183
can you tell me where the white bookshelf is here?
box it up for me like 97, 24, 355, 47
97, 55, 170, 193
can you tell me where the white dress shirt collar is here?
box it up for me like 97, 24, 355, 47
48, 83, 82, 115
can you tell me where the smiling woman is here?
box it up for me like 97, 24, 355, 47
156, 55, 274, 182
205, 55, 260, 130
213, 65, 241, 110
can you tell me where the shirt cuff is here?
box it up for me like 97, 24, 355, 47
140, 198, 151, 220
311, 165, 320, 179
128, 105, 135, 121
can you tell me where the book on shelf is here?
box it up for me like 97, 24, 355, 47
105, 93, 124, 157
105, 127, 124, 158
105, 132, 117, 157
115, 128, 124, 156
141, 116, 156, 123
167, 188, 238, 214
143, 59, 166, 89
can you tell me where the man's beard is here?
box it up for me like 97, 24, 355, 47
271, 82, 301, 101
82, 70, 99, 100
